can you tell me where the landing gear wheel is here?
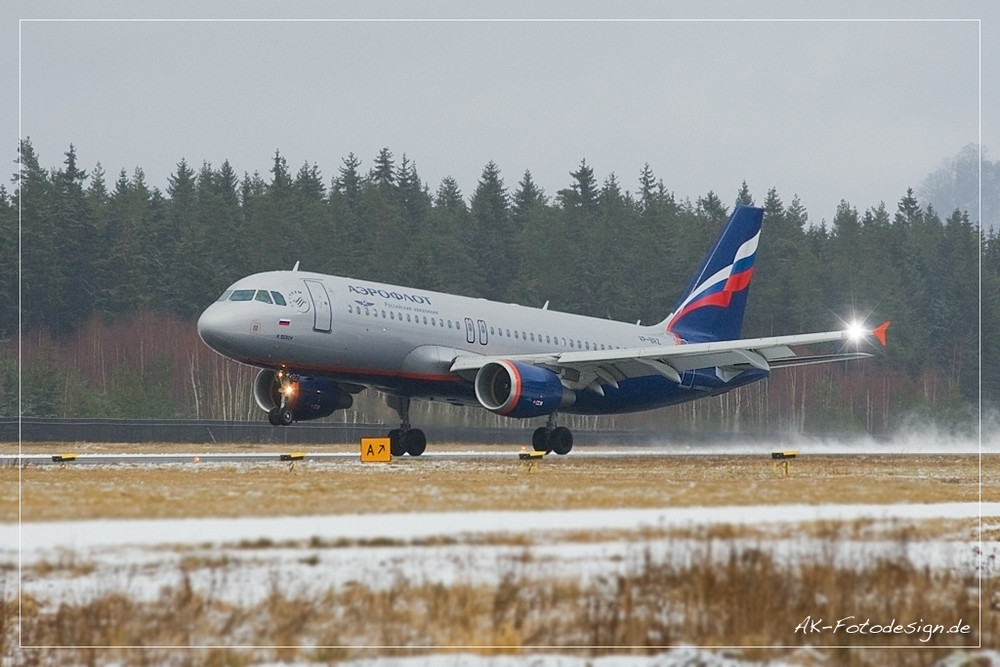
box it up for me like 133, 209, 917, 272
270, 407, 294, 426
389, 429, 407, 457
404, 429, 426, 457
532, 427, 552, 453
550, 426, 573, 455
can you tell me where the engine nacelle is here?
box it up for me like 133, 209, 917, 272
253, 369, 353, 422
474, 360, 574, 418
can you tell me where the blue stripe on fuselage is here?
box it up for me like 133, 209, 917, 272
327, 366, 770, 416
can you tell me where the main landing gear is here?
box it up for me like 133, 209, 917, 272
532, 414, 574, 455
387, 396, 426, 457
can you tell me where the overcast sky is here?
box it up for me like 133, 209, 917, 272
4, 1, 996, 225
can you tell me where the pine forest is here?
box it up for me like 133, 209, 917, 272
3, 140, 996, 437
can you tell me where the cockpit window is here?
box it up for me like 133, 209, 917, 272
229, 290, 255, 302
224, 289, 287, 305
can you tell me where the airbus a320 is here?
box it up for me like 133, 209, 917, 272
197, 205, 889, 456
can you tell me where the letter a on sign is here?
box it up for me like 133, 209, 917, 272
360, 437, 391, 463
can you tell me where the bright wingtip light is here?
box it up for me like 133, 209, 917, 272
846, 320, 866, 343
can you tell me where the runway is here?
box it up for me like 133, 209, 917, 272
5, 435, 992, 467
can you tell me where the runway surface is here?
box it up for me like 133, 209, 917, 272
5, 437, 993, 467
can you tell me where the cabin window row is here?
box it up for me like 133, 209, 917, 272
346, 304, 623, 352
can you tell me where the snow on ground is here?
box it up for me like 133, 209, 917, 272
3, 503, 998, 607
10, 502, 999, 554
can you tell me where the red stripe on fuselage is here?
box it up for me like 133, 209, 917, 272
243, 357, 462, 384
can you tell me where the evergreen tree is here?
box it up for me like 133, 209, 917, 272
470, 161, 512, 299
418, 177, 480, 294
735, 180, 754, 207
0, 183, 15, 336
334, 152, 364, 212
370, 147, 395, 190
510, 169, 546, 229
165, 159, 201, 312
638, 162, 658, 213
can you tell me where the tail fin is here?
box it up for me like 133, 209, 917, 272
660, 205, 763, 342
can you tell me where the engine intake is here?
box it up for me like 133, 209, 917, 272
253, 369, 353, 423
474, 360, 574, 418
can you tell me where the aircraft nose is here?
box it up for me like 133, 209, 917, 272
197, 304, 232, 353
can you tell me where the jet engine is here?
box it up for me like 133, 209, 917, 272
474, 360, 574, 418
253, 369, 354, 425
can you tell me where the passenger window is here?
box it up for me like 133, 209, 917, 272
270, 291, 287, 306
229, 290, 254, 302
255, 290, 273, 304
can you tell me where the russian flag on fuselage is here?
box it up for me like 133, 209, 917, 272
663, 205, 763, 343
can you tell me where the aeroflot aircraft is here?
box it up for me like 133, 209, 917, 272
197, 205, 889, 456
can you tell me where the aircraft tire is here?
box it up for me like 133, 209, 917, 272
278, 407, 294, 426
550, 426, 573, 455
532, 427, 551, 453
267, 408, 282, 426
404, 429, 427, 456
389, 429, 407, 457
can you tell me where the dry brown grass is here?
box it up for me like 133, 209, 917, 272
7, 532, 995, 666
3, 451, 995, 522
5, 447, 997, 665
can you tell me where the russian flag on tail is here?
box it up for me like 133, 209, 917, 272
661, 205, 763, 343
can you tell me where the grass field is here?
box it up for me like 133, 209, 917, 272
4, 448, 996, 522
4, 445, 999, 666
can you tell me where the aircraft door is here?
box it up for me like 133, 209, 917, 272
478, 319, 488, 345
303, 279, 332, 332
464, 318, 476, 344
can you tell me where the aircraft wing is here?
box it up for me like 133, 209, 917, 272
449, 322, 889, 394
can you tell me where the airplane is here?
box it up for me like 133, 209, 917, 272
197, 205, 889, 456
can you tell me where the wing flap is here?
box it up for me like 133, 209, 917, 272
449, 324, 886, 387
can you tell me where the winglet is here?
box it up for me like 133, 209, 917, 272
872, 321, 890, 346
